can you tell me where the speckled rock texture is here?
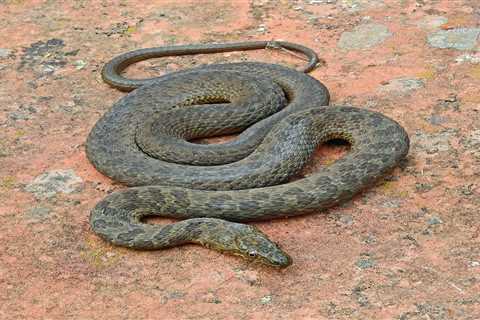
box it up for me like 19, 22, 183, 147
1, 1, 479, 319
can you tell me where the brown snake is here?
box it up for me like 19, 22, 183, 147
87, 41, 409, 268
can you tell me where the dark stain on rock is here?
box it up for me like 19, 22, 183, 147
19, 38, 68, 71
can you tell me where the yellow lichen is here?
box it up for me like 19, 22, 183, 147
379, 181, 409, 198
1, 176, 16, 189
81, 236, 121, 269
416, 69, 436, 81
125, 26, 137, 35
15, 130, 25, 138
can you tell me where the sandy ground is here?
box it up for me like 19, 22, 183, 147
1, 0, 479, 319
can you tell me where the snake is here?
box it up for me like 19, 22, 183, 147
87, 41, 410, 268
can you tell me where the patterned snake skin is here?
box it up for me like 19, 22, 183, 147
87, 41, 409, 268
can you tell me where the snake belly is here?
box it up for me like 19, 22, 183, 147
87, 43, 409, 268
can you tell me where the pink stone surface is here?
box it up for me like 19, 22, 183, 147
1, 1, 479, 319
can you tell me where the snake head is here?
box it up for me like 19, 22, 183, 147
233, 225, 292, 268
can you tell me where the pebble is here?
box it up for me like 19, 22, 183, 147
257, 24, 267, 33
340, 0, 384, 12
427, 216, 443, 225
427, 28, 480, 50
73, 60, 87, 70
455, 53, 480, 64
338, 23, 392, 49
337, 214, 354, 226
469, 261, 480, 268
260, 295, 273, 305
362, 234, 377, 244
356, 257, 376, 269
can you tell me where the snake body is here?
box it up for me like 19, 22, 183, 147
87, 41, 409, 268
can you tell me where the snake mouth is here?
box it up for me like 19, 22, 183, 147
247, 254, 292, 269
263, 254, 293, 268
230, 249, 292, 268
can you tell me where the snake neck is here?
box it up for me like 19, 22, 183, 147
185, 218, 239, 252
90, 202, 238, 251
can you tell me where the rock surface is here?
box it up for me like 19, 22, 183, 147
427, 28, 480, 50
25, 169, 84, 199
338, 23, 392, 49
1, 1, 480, 319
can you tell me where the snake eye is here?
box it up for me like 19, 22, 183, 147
248, 251, 257, 258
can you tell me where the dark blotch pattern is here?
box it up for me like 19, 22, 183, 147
117, 228, 145, 243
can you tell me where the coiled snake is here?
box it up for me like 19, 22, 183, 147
87, 41, 409, 268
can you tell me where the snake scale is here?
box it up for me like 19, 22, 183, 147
87, 41, 409, 268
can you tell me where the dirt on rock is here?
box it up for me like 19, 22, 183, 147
1, 1, 479, 319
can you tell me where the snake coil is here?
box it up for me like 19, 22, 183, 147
87, 41, 409, 268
